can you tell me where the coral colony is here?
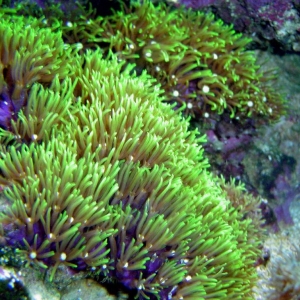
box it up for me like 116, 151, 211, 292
0, 1, 286, 299
61, 1, 285, 120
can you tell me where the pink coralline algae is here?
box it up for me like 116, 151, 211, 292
172, 0, 300, 52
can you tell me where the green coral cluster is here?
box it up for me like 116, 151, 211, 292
0, 11, 262, 299
0, 12, 75, 107
60, 1, 285, 120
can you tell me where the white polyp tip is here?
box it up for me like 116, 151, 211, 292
247, 101, 254, 107
60, 253, 67, 261
76, 43, 83, 50
202, 85, 210, 93
173, 90, 179, 97
187, 102, 193, 109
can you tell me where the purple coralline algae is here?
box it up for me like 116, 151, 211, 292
172, 0, 219, 9
204, 113, 256, 180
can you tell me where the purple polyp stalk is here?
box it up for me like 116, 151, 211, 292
0, 97, 14, 129
0, 89, 26, 129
